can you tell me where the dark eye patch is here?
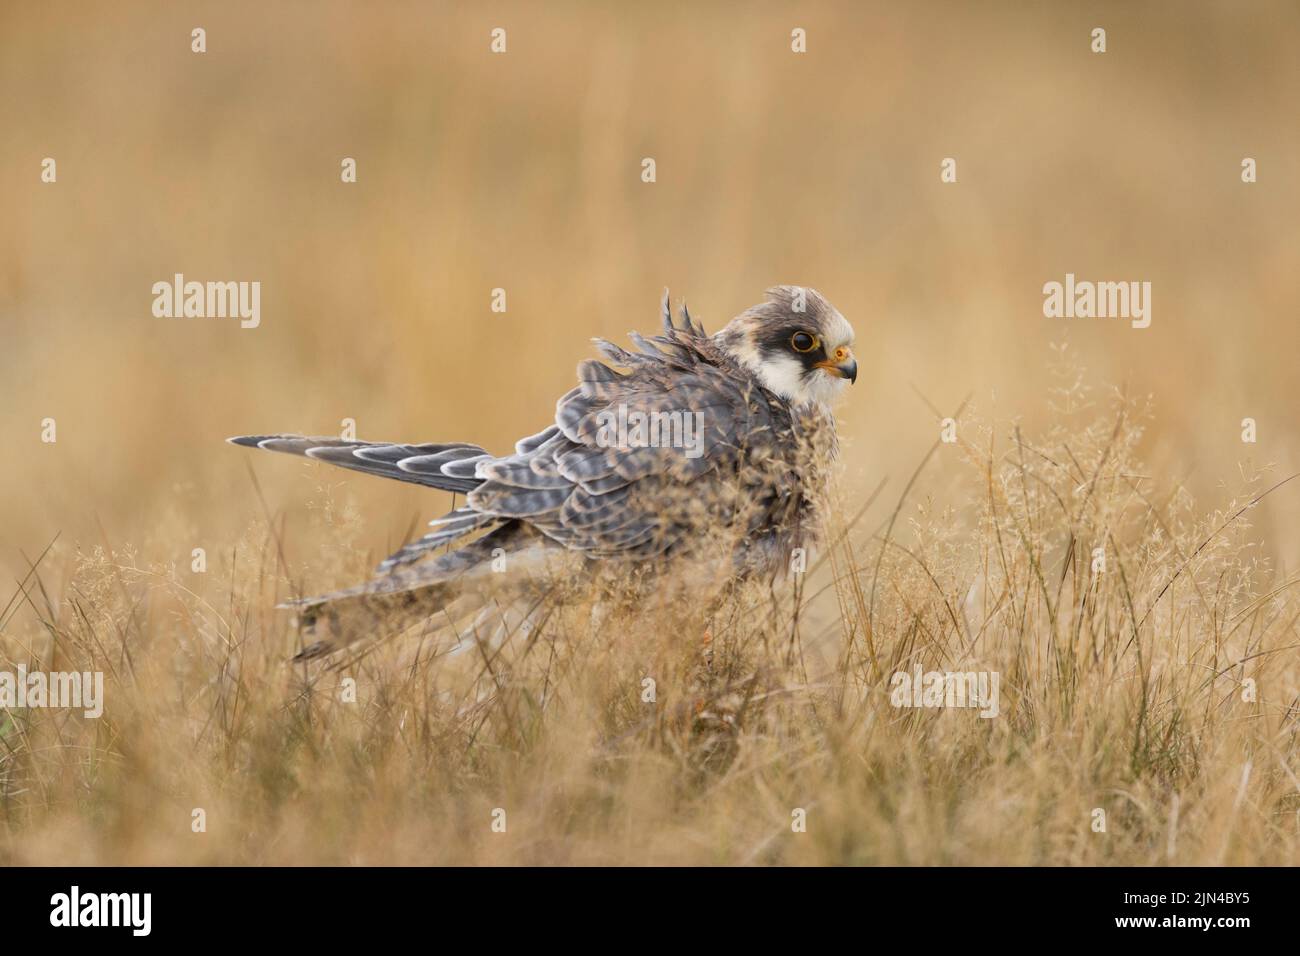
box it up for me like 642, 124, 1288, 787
753, 319, 827, 370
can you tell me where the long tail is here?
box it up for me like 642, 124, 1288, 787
229, 434, 562, 661
227, 435, 489, 494
230, 433, 505, 570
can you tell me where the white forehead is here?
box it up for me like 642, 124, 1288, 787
819, 306, 855, 348
780, 285, 854, 347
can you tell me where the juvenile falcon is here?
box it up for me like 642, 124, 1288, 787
230, 286, 857, 659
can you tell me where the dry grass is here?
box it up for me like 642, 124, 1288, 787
3, 353, 1297, 866
3, 0, 1299, 866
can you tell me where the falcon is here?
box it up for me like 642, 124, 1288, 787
230, 286, 857, 660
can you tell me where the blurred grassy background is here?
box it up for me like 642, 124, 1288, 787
2, 0, 1298, 584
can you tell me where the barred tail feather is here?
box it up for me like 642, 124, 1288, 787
227, 435, 486, 493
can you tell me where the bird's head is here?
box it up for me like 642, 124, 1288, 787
716, 286, 857, 408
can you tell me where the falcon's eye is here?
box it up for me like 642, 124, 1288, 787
790, 331, 819, 353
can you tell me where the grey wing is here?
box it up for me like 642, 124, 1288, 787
464, 325, 795, 561
229, 309, 793, 576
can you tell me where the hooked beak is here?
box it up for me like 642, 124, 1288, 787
814, 346, 858, 385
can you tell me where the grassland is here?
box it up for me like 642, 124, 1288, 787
3, 360, 1297, 866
